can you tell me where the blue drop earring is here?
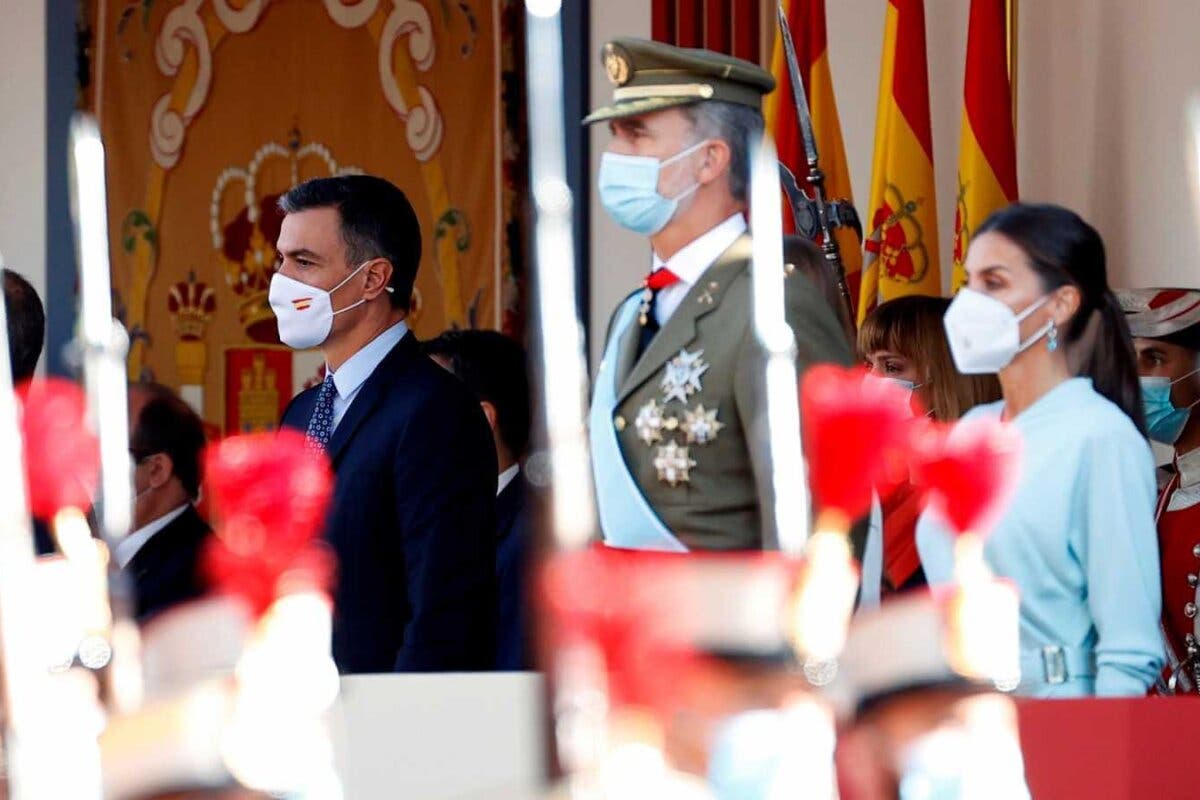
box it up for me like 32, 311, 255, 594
1047, 320, 1059, 352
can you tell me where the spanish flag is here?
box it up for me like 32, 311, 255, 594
953, 0, 1018, 290
764, 0, 863, 311
859, 0, 940, 323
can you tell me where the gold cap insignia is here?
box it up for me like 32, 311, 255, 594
604, 44, 631, 86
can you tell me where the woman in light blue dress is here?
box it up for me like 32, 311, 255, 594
917, 204, 1163, 697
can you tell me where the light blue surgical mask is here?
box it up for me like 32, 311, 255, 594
863, 372, 925, 417
597, 140, 707, 235
1141, 369, 1200, 444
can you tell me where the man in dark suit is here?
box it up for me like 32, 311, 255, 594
119, 382, 211, 621
424, 330, 532, 670
273, 175, 497, 673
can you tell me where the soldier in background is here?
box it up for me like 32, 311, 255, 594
1121, 287, 1200, 693
583, 38, 852, 552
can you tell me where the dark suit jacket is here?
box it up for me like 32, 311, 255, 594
282, 332, 498, 673
495, 475, 529, 670
127, 504, 211, 622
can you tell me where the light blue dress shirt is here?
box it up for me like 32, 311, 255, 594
328, 320, 408, 432
916, 378, 1164, 697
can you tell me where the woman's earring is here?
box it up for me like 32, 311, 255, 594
1047, 320, 1059, 352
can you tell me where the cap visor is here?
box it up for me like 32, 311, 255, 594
581, 96, 699, 125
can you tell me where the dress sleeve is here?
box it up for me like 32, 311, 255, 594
914, 510, 957, 585
914, 406, 995, 587
1075, 430, 1164, 696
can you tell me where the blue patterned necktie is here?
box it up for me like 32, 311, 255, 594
305, 373, 337, 453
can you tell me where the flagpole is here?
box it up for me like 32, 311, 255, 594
1007, 0, 1018, 133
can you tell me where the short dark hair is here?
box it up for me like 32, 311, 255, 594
3, 269, 45, 382
130, 383, 207, 499
423, 330, 531, 457
278, 175, 422, 311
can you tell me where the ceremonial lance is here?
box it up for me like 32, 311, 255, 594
775, 1, 859, 329
0, 252, 78, 798
748, 132, 812, 556
69, 113, 143, 713
524, 0, 596, 552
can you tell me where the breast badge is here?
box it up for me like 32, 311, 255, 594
661, 348, 710, 404
634, 398, 666, 446
682, 403, 723, 445
630, 349, 722, 487
653, 441, 697, 487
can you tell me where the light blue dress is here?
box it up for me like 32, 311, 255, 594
916, 378, 1164, 697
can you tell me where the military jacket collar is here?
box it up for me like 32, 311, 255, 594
615, 234, 752, 404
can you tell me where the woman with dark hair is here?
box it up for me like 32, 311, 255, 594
917, 203, 1163, 697
858, 295, 1001, 602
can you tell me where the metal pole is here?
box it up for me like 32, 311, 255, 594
68, 114, 142, 714
523, 2, 596, 551
0, 253, 72, 797
749, 133, 812, 556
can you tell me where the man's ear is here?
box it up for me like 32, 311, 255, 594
696, 138, 732, 187
146, 452, 175, 490
479, 400, 499, 434
362, 258, 395, 301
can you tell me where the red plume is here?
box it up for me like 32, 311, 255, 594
542, 547, 776, 713
16, 378, 100, 520
910, 416, 1022, 537
800, 366, 920, 521
202, 429, 335, 616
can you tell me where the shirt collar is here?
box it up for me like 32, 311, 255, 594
651, 213, 747, 286
329, 321, 409, 399
116, 503, 191, 569
1176, 447, 1200, 489
497, 463, 520, 497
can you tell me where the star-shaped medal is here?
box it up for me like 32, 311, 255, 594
653, 441, 697, 487
661, 348, 710, 404
634, 398, 667, 446
682, 403, 723, 445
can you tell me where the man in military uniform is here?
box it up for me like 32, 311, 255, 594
584, 38, 852, 552
1120, 287, 1200, 693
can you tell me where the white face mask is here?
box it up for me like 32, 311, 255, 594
943, 288, 1052, 374
269, 260, 382, 350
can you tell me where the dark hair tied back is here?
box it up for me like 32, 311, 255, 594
976, 203, 1145, 434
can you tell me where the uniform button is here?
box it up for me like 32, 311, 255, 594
614, 415, 626, 431
1190, 574, 1199, 589
1193, 544, 1200, 558
1187, 603, 1198, 619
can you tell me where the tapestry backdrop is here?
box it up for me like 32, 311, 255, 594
94, 0, 521, 435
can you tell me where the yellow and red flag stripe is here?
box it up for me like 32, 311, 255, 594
764, 0, 863, 312
859, 0, 941, 323
953, 0, 1018, 290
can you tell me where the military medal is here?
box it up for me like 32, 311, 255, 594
639, 268, 682, 327
682, 403, 723, 445
653, 441, 697, 487
661, 348, 709, 404
634, 398, 666, 445
637, 286, 654, 327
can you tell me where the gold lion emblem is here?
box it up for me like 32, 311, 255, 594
604, 45, 631, 86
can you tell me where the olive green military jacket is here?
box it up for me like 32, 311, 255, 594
596, 235, 853, 550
